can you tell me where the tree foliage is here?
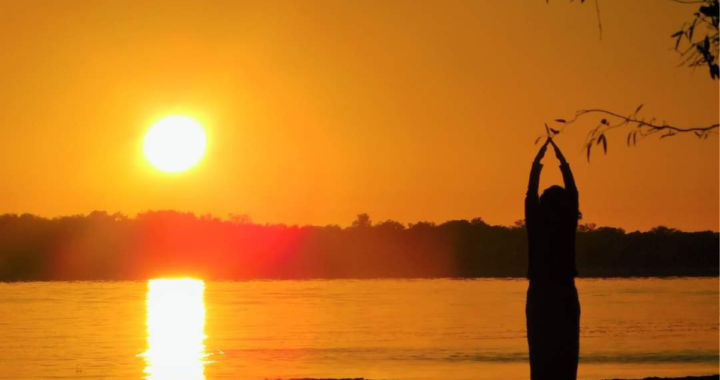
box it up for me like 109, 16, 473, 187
672, 0, 720, 80
0, 211, 716, 281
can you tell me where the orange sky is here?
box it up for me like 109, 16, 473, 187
0, 0, 717, 231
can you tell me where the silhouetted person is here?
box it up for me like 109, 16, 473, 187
525, 138, 581, 380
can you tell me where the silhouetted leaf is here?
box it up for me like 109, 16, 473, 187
635, 104, 644, 113
632, 131, 637, 146
711, 64, 719, 80
596, 134, 608, 154
545, 123, 550, 136
695, 131, 703, 138
671, 31, 683, 38
600, 118, 608, 125
660, 132, 675, 139
535, 136, 543, 145
699, 4, 717, 17
627, 132, 633, 146
688, 24, 695, 41
555, 119, 567, 123
550, 128, 560, 134
586, 143, 592, 162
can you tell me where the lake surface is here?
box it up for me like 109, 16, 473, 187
0, 278, 717, 380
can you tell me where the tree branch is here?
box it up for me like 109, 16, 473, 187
569, 109, 720, 133
546, 0, 603, 40
544, 107, 719, 161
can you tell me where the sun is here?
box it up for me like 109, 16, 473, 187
144, 116, 207, 173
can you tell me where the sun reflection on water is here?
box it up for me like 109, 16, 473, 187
143, 278, 207, 380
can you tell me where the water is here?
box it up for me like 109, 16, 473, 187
0, 278, 717, 380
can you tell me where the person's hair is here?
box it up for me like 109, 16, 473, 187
539, 185, 581, 222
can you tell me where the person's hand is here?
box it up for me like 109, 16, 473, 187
549, 139, 567, 164
534, 137, 551, 164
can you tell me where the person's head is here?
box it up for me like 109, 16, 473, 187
539, 185, 580, 225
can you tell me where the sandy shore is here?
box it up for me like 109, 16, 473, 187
259, 376, 719, 380
602, 376, 719, 380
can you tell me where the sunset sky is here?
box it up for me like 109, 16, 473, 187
0, 0, 717, 232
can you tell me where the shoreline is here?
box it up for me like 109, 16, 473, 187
602, 376, 720, 380
259, 376, 720, 380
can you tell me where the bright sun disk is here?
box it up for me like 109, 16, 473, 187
144, 116, 206, 173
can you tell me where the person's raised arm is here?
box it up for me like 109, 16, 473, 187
527, 139, 550, 203
549, 139, 576, 194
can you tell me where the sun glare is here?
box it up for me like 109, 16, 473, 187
143, 278, 207, 380
144, 116, 207, 173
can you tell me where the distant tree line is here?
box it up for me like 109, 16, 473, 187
0, 211, 716, 281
